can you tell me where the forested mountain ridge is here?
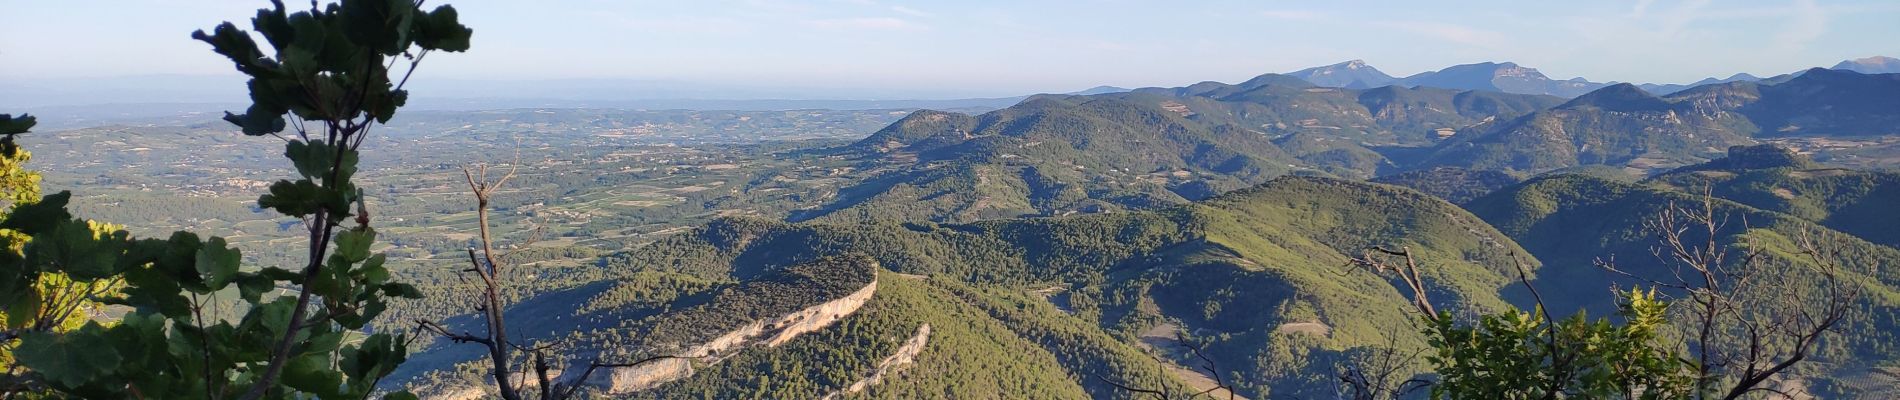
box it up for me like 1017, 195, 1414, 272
1394, 61, 1610, 98
1369, 167, 1522, 204
1416, 82, 1758, 173
1833, 56, 1900, 74
803, 75, 1559, 223
1285, 60, 1396, 88
804, 68, 1900, 227
1418, 69, 1900, 174
1648, 144, 1900, 249
478, 176, 1541, 399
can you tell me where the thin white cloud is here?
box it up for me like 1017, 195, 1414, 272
1379, 21, 1505, 48
1084, 40, 1131, 52
802, 17, 925, 31
1657, 0, 1713, 37
1260, 10, 1323, 21
1631, 0, 1657, 17
612, 16, 752, 35
890, 5, 932, 18
1773, 0, 1827, 50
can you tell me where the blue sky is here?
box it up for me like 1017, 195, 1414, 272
3, 0, 1899, 98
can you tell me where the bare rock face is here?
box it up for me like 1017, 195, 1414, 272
822, 323, 932, 400
598, 278, 881, 394
415, 256, 881, 399
597, 358, 694, 393
1721, 144, 1815, 170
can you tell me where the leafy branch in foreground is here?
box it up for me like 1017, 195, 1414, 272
1350, 247, 1695, 399
1597, 193, 1858, 399
0, 114, 127, 372
0, 1, 472, 398
1349, 190, 1856, 399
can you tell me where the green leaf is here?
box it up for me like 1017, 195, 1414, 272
307, 330, 346, 353
280, 12, 329, 75
258, 179, 324, 218
115, 256, 193, 318
341, 332, 406, 381
195, 236, 242, 290
221, 108, 287, 136
380, 282, 422, 299
285, 140, 334, 180
335, 147, 359, 184
383, 391, 419, 400
337, 298, 384, 329
252, 1, 294, 50
4, 285, 40, 330
0, 191, 72, 234
312, 257, 352, 300
341, 0, 404, 55
192, 22, 270, 74
146, 231, 204, 280
15, 325, 124, 388
247, 297, 298, 340
26, 218, 125, 280
258, 266, 301, 281
282, 354, 345, 398
0, 113, 35, 135
413, 5, 472, 52
332, 227, 375, 264
233, 272, 275, 303
358, 254, 389, 284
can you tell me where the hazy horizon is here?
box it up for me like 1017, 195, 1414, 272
5, 0, 1900, 105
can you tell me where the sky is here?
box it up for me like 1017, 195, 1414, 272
3, 0, 1900, 100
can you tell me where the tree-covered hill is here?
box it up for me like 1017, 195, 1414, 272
1393, 61, 1611, 98
516, 176, 1540, 399
1649, 145, 1900, 249
1419, 70, 1900, 174
805, 75, 1559, 224
803, 70, 1900, 228
1417, 83, 1757, 173
1369, 167, 1522, 204
1734, 68, 1900, 138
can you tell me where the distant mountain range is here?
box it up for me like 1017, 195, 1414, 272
1835, 56, 1900, 74
807, 61, 1900, 224
1633, 73, 1760, 96
1420, 68, 1900, 172
794, 71, 1563, 223
1284, 60, 1396, 89
1284, 56, 1897, 97
0, 75, 1126, 116
1397, 62, 1608, 97
1285, 60, 1606, 97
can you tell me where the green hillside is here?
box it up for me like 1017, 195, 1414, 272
583, 176, 1537, 398
804, 76, 1558, 223
395, 243, 1197, 399
1649, 145, 1900, 248
1419, 83, 1756, 173
633, 272, 1190, 399
1419, 70, 1900, 174
1370, 167, 1522, 204
1736, 68, 1900, 138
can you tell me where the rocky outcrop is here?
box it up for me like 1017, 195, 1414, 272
595, 278, 881, 393
415, 271, 880, 399
821, 323, 931, 400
